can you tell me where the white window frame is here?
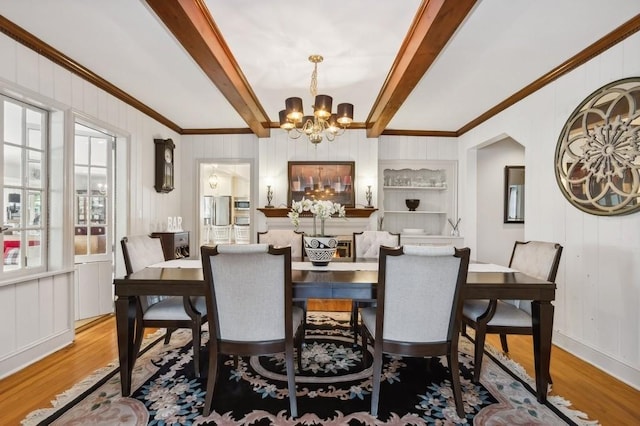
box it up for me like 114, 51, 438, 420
1, 95, 48, 276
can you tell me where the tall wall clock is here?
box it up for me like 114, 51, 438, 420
154, 138, 174, 193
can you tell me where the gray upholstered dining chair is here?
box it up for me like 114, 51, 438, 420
200, 243, 304, 417
121, 235, 207, 376
257, 229, 307, 327
360, 245, 470, 418
350, 230, 400, 346
462, 240, 563, 382
257, 229, 304, 258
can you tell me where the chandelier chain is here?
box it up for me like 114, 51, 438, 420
310, 62, 318, 98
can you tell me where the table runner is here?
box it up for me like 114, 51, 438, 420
148, 259, 516, 273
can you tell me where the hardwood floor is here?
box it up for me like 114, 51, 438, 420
1, 312, 638, 425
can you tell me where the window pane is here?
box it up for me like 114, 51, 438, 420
74, 227, 87, 255
3, 101, 22, 145
4, 189, 22, 226
76, 195, 87, 225
27, 191, 42, 226
90, 196, 105, 224
26, 229, 42, 267
3, 145, 22, 186
2, 230, 23, 270
91, 226, 107, 255
27, 127, 42, 150
91, 166, 107, 195
28, 150, 42, 189
75, 135, 89, 165
91, 137, 108, 167
75, 166, 88, 193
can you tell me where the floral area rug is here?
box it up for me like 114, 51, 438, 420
23, 312, 597, 425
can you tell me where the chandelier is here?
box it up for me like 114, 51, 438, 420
279, 55, 354, 145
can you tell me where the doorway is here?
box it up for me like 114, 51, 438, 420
73, 121, 116, 324
199, 161, 251, 247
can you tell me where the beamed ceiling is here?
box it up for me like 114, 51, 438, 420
1, 0, 640, 138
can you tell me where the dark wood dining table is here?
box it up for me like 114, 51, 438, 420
113, 260, 555, 403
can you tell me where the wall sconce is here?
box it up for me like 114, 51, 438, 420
265, 185, 274, 208
208, 173, 218, 189
365, 185, 373, 208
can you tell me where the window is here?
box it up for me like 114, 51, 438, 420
74, 123, 113, 261
1, 95, 47, 273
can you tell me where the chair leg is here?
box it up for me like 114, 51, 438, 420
447, 351, 465, 418
499, 334, 509, 353
192, 324, 201, 378
203, 348, 219, 416
472, 324, 487, 383
164, 328, 175, 344
285, 342, 298, 418
361, 326, 369, 367
370, 343, 383, 417
351, 301, 359, 346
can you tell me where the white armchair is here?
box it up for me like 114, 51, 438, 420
351, 231, 400, 345
200, 243, 304, 417
462, 240, 563, 383
257, 229, 304, 258
121, 235, 207, 376
360, 245, 470, 417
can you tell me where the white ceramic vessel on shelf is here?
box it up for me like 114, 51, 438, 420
402, 228, 425, 234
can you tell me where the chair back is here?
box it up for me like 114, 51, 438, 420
121, 235, 168, 310
201, 243, 292, 342
233, 224, 250, 244
508, 240, 563, 314
509, 240, 563, 282
257, 229, 304, 258
212, 225, 232, 244
377, 245, 470, 343
353, 231, 400, 259
121, 235, 166, 274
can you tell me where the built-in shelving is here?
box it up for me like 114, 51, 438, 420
379, 160, 462, 245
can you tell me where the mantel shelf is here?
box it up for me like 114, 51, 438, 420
383, 186, 446, 190
384, 210, 447, 214
257, 207, 378, 218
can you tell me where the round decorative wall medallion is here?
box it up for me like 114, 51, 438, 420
555, 77, 640, 216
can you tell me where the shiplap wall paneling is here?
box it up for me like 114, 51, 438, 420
458, 31, 640, 388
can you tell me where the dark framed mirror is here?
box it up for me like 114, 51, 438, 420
504, 165, 525, 223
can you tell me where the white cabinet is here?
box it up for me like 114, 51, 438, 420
379, 160, 462, 245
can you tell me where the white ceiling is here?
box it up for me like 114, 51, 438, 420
1, 0, 639, 135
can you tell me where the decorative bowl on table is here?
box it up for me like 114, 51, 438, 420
405, 199, 420, 211
303, 236, 338, 266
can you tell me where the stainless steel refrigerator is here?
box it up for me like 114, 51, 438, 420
203, 195, 231, 226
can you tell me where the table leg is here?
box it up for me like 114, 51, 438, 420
531, 300, 554, 403
115, 295, 137, 396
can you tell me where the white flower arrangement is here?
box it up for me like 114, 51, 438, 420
288, 198, 346, 235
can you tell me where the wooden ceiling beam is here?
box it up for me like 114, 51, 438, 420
365, 0, 477, 138
146, 0, 271, 138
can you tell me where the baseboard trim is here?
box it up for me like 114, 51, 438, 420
553, 332, 640, 390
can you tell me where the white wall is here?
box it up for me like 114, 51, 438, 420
476, 137, 524, 264
0, 32, 181, 377
181, 129, 381, 237
459, 32, 640, 389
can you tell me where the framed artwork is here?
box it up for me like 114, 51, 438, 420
288, 161, 355, 207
